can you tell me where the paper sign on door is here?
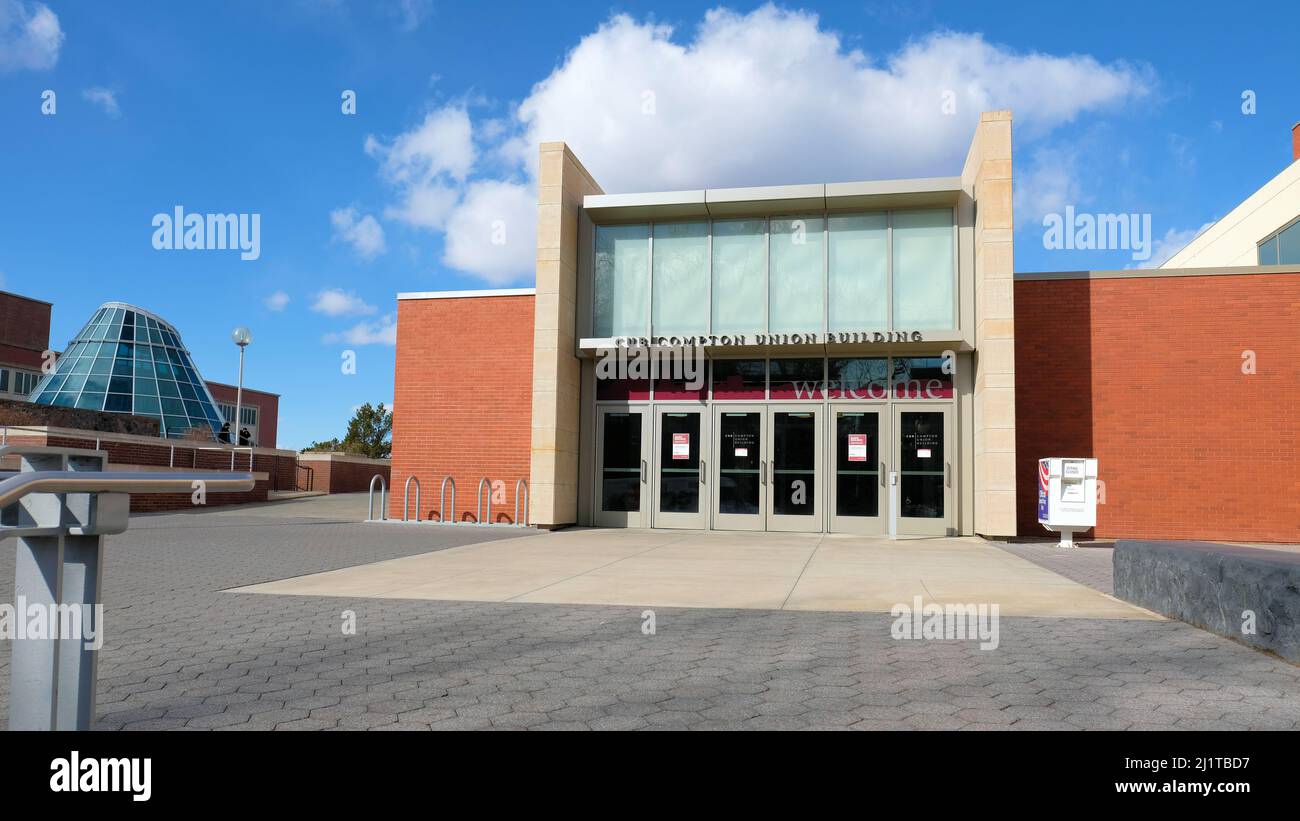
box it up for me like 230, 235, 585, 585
672, 433, 690, 460
847, 434, 867, 462
734, 447, 748, 457
917, 448, 932, 458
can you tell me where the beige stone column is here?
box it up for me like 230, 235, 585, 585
529, 142, 603, 527
961, 111, 1018, 537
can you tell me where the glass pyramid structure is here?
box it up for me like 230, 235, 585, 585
30, 302, 225, 439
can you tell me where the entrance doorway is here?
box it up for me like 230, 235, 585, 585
893, 404, 953, 536
710, 405, 823, 532
652, 406, 708, 528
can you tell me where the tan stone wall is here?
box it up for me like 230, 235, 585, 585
961, 111, 1018, 537
529, 143, 603, 527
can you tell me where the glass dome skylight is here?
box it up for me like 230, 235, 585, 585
29, 302, 225, 439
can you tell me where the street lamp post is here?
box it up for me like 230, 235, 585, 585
231, 327, 252, 446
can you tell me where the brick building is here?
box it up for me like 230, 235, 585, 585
388, 111, 1300, 543
0, 290, 52, 401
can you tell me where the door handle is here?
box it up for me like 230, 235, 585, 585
880, 461, 886, 486
945, 461, 951, 488
640, 459, 646, 483
700, 459, 706, 484
760, 460, 766, 485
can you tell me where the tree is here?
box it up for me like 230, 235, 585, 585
342, 402, 393, 458
300, 403, 393, 458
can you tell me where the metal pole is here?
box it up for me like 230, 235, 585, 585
233, 344, 245, 448
888, 470, 898, 540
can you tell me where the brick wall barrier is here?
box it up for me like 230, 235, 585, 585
389, 294, 534, 523
296, 452, 391, 494
1015, 271, 1300, 542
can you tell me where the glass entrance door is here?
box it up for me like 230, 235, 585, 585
893, 405, 953, 536
766, 406, 822, 532
653, 407, 708, 528
712, 406, 764, 530
595, 408, 649, 527
829, 406, 887, 534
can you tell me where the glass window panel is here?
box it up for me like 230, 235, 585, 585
133, 359, 153, 376
123, 310, 135, 326
768, 216, 824, 333
154, 360, 174, 379
112, 358, 132, 376
89, 356, 112, 375
134, 394, 161, 415
1258, 235, 1279, 265
158, 380, 180, 397
891, 356, 954, 399
1, 369, 12, 392
62, 374, 88, 394
74, 392, 104, 410
70, 358, 93, 374
119, 324, 134, 341
892, 210, 955, 328
594, 224, 650, 337
45, 374, 68, 392
83, 375, 109, 393
1279, 222, 1300, 265
161, 397, 186, 415
828, 357, 890, 400
104, 394, 132, 413
136, 344, 153, 361
600, 412, 642, 513
768, 358, 824, 400
108, 376, 132, 394
828, 214, 888, 331
148, 328, 162, 344
177, 381, 198, 400
134, 377, 157, 396
163, 416, 188, 435
183, 399, 205, 419
711, 359, 765, 400
652, 222, 709, 335
711, 219, 765, 335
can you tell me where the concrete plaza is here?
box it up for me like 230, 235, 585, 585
1, 494, 1298, 731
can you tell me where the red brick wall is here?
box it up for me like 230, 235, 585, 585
0, 291, 52, 355
1015, 272, 1300, 542
206, 382, 280, 448
389, 295, 534, 523
296, 456, 390, 494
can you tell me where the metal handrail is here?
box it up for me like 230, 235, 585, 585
368, 474, 387, 521
439, 476, 456, 523
0, 471, 255, 510
403, 475, 421, 522
476, 477, 491, 525
515, 478, 529, 527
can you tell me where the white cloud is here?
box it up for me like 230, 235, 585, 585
81, 87, 120, 118
441, 180, 536, 284
329, 206, 387, 258
311, 288, 377, 317
264, 290, 290, 311
0, 0, 62, 72
390, 0, 432, 32
1014, 144, 1086, 228
1138, 221, 1215, 269
363, 5, 1154, 284
323, 315, 397, 346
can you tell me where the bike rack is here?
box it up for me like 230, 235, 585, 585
439, 476, 456, 523
515, 478, 529, 527
403, 475, 421, 522
367, 474, 387, 521
0, 444, 254, 731
476, 476, 491, 525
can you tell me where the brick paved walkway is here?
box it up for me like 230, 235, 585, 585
2, 499, 1298, 730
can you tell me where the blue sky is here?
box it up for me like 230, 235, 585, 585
2, 1, 1297, 448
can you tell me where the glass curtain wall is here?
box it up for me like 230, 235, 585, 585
594, 208, 955, 339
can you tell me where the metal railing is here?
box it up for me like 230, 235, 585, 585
367, 474, 387, 521
515, 479, 529, 527
476, 477, 491, 525
440, 476, 456, 523
1, 443, 253, 731
403, 475, 421, 523
361, 473, 529, 528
